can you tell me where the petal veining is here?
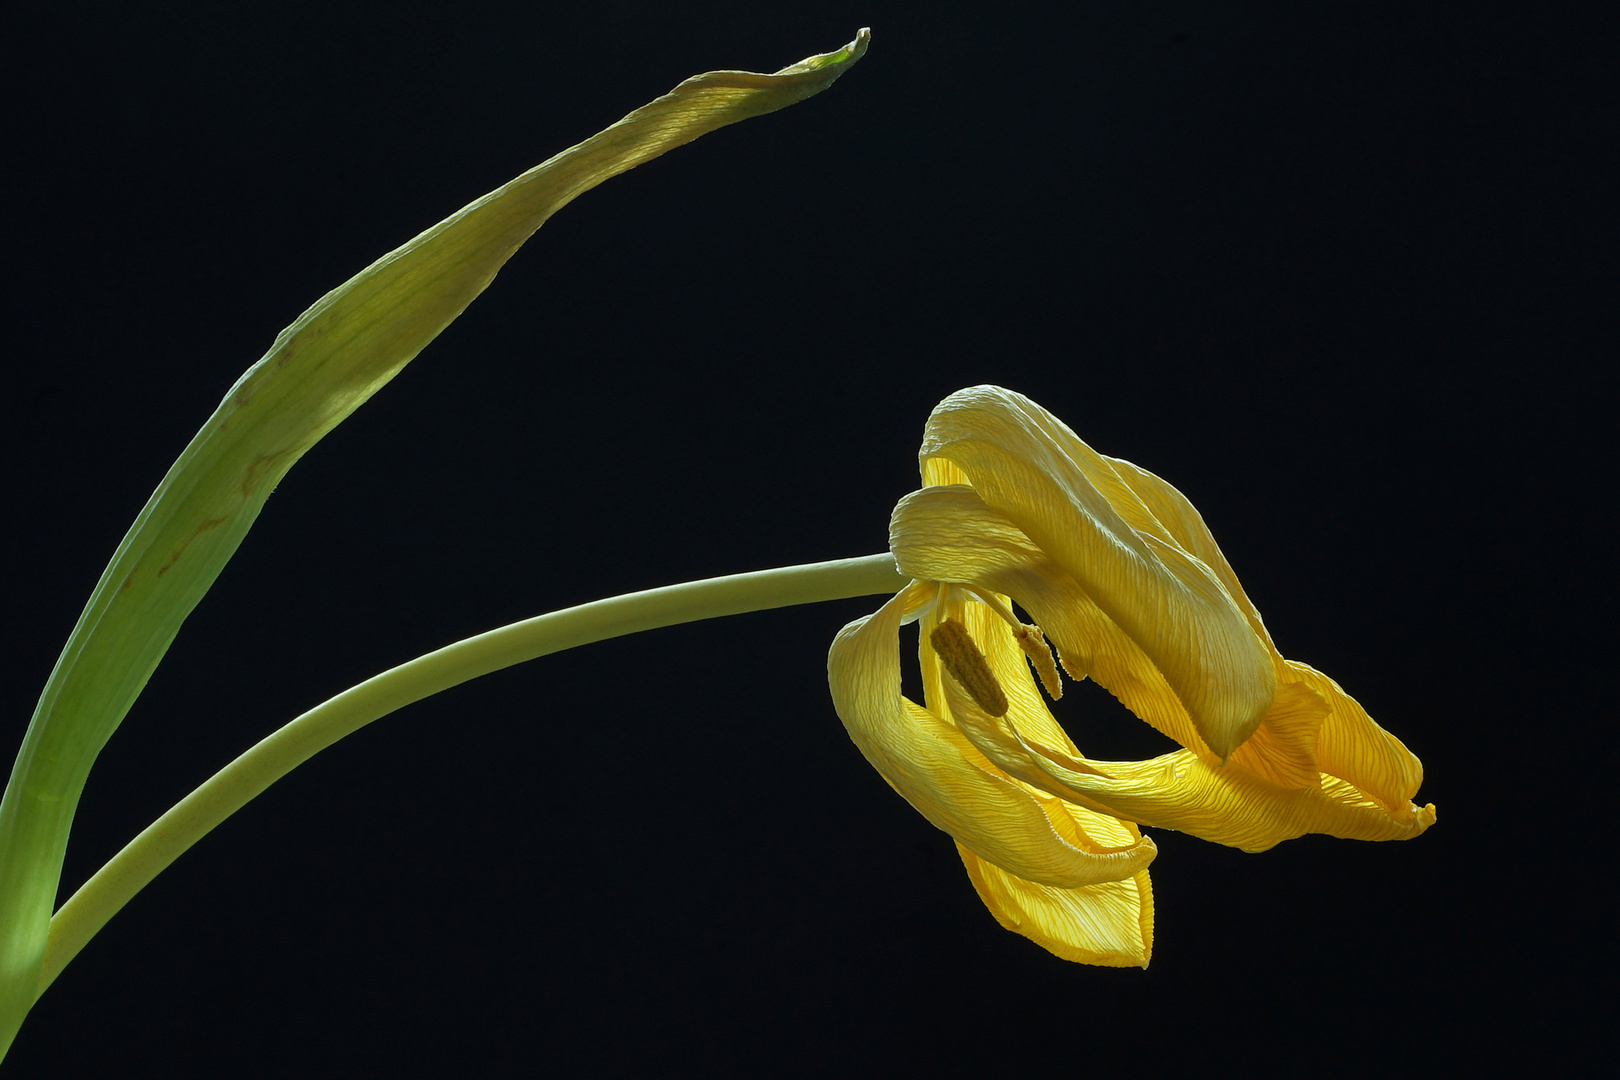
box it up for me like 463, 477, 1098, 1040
827, 384, 1435, 966
893, 485, 1216, 759
918, 386, 1276, 758
958, 844, 1154, 967
1288, 661, 1428, 818
828, 585, 1157, 888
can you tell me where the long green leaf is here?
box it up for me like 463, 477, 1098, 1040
0, 29, 867, 1055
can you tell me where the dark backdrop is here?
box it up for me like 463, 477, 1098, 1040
3, 1, 1606, 1075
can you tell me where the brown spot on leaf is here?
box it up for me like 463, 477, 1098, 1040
153, 515, 228, 577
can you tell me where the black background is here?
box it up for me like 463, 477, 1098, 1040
3, 1, 1607, 1075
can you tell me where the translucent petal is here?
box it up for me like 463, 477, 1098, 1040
957, 844, 1154, 967
901, 505, 1430, 849
828, 586, 1156, 888
924, 591, 1093, 766
1104, 455, 1274, 649
1058, 751, 1435, 851
916, 613, 1155, 966
1106, 457, 1425, 801
1287, 661, 1428, 818
893, 486, 1216, 758
1223, 677, 1326, 789
895, 488, 1382, 797
917, 386, 1275, 758
954, 691, 1434, 852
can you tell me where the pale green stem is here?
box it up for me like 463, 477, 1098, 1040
38, 553, 906, 998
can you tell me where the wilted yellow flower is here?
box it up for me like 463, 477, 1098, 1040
828, 385, 1435, 966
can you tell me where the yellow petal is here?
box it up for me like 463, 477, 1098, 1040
1104, 454, 1275, 650
919, 630, 1432, 853
894, 488, 1353, 795
1287, 660, 1428, 820
905, 514, 1433, 850
935, 655, 1155, 969
1222, 676, 1326, 789
893, 485, 1217, 759
913, 612, 1156, 968
918, 590, 1094, 766
828, 585, 1157, 888
959, 694, 1433, 852
1104, 457, 1419, 797
1046, 751, 1437, 851
918, 386, 1275, 758
957, 843, 1154, 967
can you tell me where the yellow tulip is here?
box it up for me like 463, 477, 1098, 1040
828, 385, 1435, 966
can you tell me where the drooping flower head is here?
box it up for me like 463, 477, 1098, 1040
829, 386, 1434, 966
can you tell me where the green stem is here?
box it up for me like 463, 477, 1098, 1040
36, 553, 904, 999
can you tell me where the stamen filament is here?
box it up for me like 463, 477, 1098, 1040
960, 586, 1064, 701
962, 586, 1023, 631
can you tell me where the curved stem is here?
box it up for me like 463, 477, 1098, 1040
39, 553, 905, 998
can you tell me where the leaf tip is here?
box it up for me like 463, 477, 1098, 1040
781, 27, 871, 75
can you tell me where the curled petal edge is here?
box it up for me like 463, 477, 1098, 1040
958, 844, 1155, 968
828, 584, 1156, 888
917, 386, 1276, 759
946, 683, 1435, 853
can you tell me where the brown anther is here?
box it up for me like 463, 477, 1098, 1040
930, 618, 1009, 717
1014, 624, 1064, 701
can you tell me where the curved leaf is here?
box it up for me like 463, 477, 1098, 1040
0, 30, 868, 1052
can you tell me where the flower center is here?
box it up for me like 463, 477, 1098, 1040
956, 586, 1065, 702
926, 583, 1068, 717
